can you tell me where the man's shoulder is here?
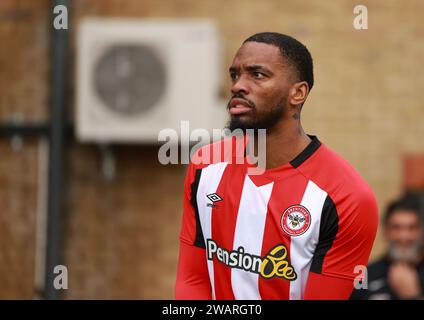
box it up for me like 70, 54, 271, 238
189, 136, 245, 169
298, 141, 377, 209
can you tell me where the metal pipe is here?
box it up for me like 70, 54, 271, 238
0, 124, 49, 137
44, 0, 69, 300
34, 138, 49, 299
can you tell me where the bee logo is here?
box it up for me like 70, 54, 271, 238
281, 205, 311, 237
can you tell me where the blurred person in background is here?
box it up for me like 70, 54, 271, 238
351, 193, 424, 300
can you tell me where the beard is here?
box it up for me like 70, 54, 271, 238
388, 241, 422, 263
226, 93, 287, 134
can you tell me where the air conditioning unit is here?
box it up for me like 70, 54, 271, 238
76, 18, 227, 143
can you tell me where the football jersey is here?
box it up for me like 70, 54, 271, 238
179, 135, 378, 300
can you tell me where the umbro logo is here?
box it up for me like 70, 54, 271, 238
206, 193, 223, 208
207, 193, 223, 202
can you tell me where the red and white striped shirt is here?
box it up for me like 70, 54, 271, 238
176, 135, 378, 300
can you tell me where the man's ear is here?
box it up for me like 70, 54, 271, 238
289, 81, 309, 107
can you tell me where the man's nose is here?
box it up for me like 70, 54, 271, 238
231, 75, 250, 96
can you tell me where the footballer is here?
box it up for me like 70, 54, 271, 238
175, 32, 378, 300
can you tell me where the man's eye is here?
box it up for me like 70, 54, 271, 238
253, 72, 265, 79
230, 72, 238, 81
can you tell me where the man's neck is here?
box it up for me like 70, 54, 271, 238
252, 119, 311, 170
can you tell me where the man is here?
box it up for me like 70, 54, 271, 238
175, 32, 378, 300
351, 194, 424, 300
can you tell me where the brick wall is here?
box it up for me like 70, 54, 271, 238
65, 144, 185, 299
0, 0, 49, 299
0, 0, 423, 299
0, 139, 39, 299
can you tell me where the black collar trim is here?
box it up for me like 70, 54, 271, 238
289, 135, 321, 168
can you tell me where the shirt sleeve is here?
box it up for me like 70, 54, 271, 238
304, 272, 355, 299
308, 188, 378, 287
175, 161, 212, 299
175, 241, 212, 299
179, 161, 206, 248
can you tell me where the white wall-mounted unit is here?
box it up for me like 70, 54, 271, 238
76, 18, 227, 143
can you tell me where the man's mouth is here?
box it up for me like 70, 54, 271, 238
229, 98, 253, 115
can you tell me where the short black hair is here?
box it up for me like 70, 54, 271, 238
243, 32, 314, 90
383, 193, 422, 225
